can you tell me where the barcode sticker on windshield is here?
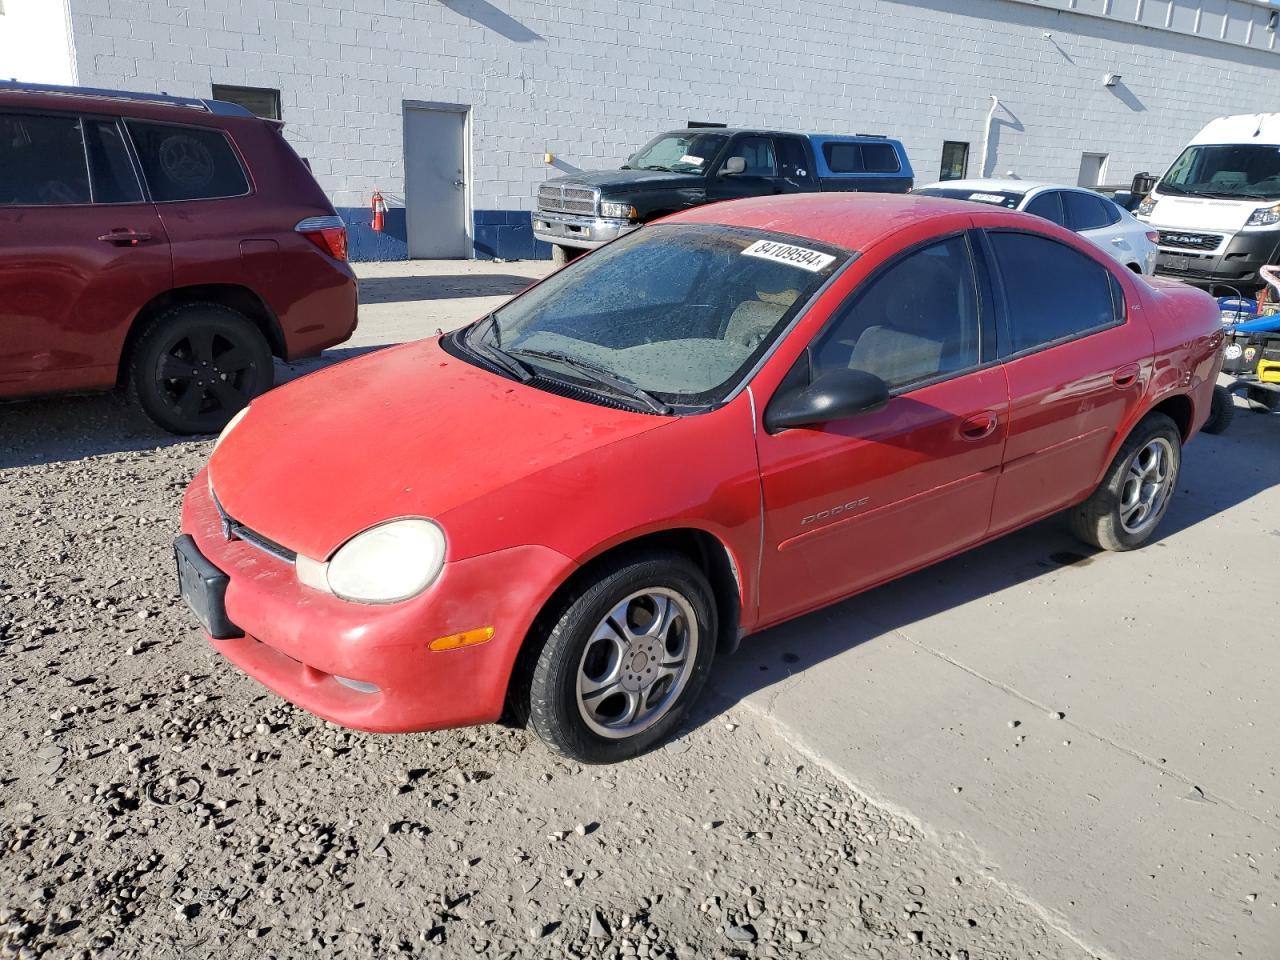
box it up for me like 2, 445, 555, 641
741, 240, 836, 272
968, 192, 1008, 204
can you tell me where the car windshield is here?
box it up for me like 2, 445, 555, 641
1159, 144, 1280, 200
465, 223, 849, 409
914, 186, 1025, 209
624, 132, 728, 174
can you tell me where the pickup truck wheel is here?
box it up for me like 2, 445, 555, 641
552, 244, 583, 266
129, 302, 273, 435
527, 552, 717, 764
1069, 412, 1181, 552
1200, 384, 1234, 434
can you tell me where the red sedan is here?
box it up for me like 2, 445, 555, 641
177, 194, 1223, 764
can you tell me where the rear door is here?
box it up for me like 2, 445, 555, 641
0, 111, 171, 397
755, 232, 1009, 623
1064, 189, 1138, 269
981, 228, 1153, 531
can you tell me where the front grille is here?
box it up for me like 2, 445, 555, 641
1158, 230, 1222, 252
537, 182, 597, 215
211, 489, 296, 563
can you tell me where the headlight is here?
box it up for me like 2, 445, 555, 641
1137, 194, 1158, 217
1246, 203, 1280, 227
295, 519, 446, 604
599, 201, 636, 220
212, 406, 249, 451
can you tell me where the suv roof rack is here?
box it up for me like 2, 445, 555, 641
0, 79, 255, 117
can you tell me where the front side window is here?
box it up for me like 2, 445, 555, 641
126, 121, 250, 201
0, 112, 90, 205
811, 235, 980, 390
725, 136, 777, 177
624, 131, 727, 174
466, 224, 848, 408
988, 231, 1119, 355
1159, 144, 1280, 201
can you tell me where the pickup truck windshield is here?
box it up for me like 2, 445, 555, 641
1160, 144, 1280, 200
466, 224, 848, 409
624, 132, 728, 174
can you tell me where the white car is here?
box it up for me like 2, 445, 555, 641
915, 179, 1159, 275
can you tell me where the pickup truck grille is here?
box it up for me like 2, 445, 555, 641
1157, 231, 1222, 252
537, 183, 597, 216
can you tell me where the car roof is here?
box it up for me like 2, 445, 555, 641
916, 178, 1081, 194
667, 192, 1014, 252
659, 128, 899, 143
0, 81, 260, 126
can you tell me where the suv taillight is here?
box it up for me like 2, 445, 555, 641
295, 216, 348, 262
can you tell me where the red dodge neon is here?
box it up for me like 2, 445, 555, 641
177, 194, 1223, 763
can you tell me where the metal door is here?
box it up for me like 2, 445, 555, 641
1077, 152, 1108, 187
404, 103, 469, 259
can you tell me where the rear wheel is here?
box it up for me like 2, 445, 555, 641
527, 552, 717, 764
1069, 413, 1181, 551
1200, 384, 1234, 434
129, 302, 273, 435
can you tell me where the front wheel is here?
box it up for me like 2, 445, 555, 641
527, 553, 717, 764
1069, 412, 1181, 551
551, 244, 584, 266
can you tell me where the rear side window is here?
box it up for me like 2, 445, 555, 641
774, 137, 810, 179
126, 121, 249, 201
822, 141, 901, 174
0, 113, 90, 205
988, 231, 1119, 355
83, 120, 143, 204
1063, 191, 1117, 231
1023, 191, 1064, 226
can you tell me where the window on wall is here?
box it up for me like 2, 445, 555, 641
211, 84, 281, 120
940, 141, 969, 181
687, 121, 727, 129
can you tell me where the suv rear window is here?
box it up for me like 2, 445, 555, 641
126, 121, 250, 201
823, 141, 901, 174
0, 113, 91, 205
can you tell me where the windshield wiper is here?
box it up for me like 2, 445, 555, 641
640, 164, 673, 173
465, 316, 533, 382
510, 348, 672, 415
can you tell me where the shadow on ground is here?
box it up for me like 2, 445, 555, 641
358, 274, 537, 305
0, 345, 392, 469
699, 406, 1280, 724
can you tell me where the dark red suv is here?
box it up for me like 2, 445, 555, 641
0, 81, 357, 434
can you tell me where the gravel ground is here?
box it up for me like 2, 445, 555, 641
1, 390, 1094, 960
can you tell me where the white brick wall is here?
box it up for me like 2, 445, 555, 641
63, 0, 1280, 212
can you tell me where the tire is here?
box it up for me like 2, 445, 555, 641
128, 302, 273, 435
552, 244, 584, 266
1069, 412, 1181, 552
1200, 384, 1235, 434
527, 552, 717, 764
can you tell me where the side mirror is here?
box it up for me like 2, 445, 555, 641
721, 156, 746, 176
764, 368, 890, 432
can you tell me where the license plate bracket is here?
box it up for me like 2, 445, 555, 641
174, 534, 242, 640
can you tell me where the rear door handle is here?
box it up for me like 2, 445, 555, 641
1112, 364, 1140, 388
959, 411, 999, 441
98, 229, 152, 246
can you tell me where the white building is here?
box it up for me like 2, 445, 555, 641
4, 0, 1279, 260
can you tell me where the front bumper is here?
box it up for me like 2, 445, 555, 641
1154, 228, 1280, 290
179, 470, 577, 733
531, 210, 638, 250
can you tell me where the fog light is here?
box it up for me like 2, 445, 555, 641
429, 626, 495, 652
334, 676, 380, 694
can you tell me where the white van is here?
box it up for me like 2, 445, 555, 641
1136, 113, 1280, 294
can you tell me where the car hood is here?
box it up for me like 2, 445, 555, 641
208, 337, 668, 561
547, 169, 701, 192
1146, 193, 1270, 232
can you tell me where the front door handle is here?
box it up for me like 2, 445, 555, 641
1112, 364, 1140, 388
452, 179, 466, 187
959, 411, 999, 441
98, 228, 152, 246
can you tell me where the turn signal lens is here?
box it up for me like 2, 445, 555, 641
429, 626, 495, 652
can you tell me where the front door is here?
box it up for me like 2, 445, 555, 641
404, 103, 469, 259
707, 134, 782, 203
0, 111, 172, 397
755, 233, 1009, 624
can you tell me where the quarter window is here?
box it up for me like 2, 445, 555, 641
126, 121, 250, 202
987, 231, 1119, 355
812, 236, 980, 390
0, 112, 90, 205
773, 137, 810, 180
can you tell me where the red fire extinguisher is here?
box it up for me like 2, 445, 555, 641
371, 190, 386, 233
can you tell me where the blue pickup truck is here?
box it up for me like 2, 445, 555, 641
533, 129, 914, 262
